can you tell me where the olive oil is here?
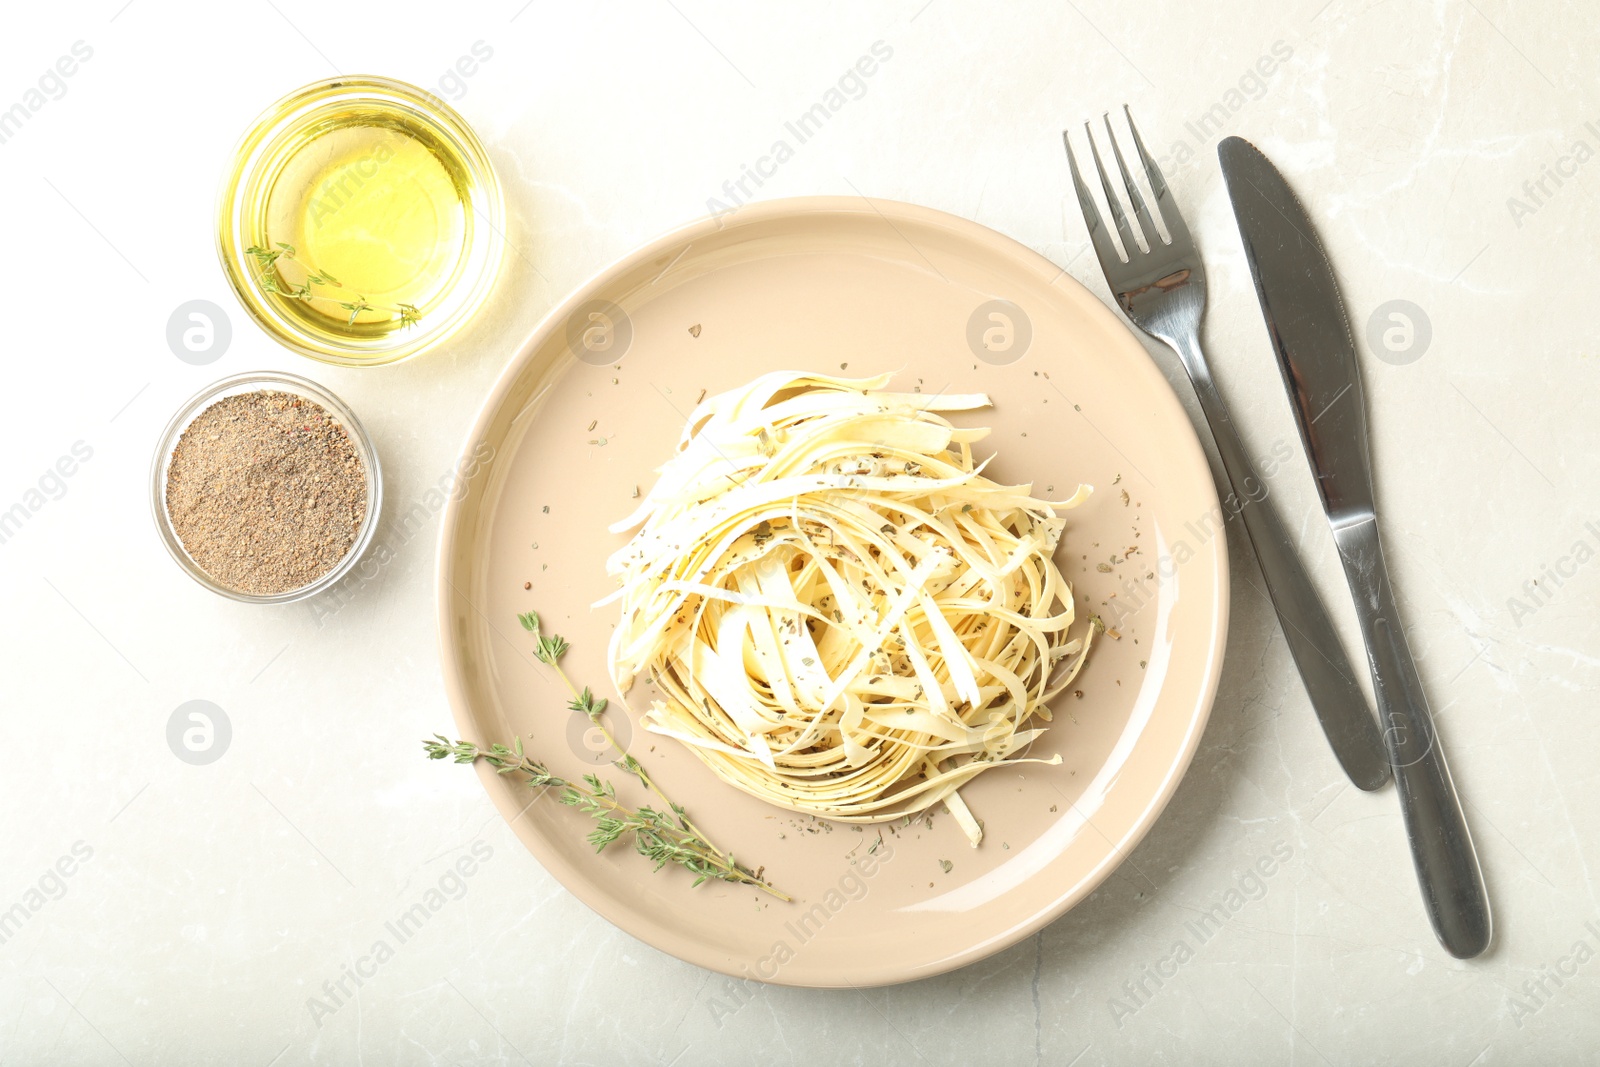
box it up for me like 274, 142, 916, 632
220, 77, 505, 366
255, 107, 472, 338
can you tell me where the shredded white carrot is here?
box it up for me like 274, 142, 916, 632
601, 371, 1093, 846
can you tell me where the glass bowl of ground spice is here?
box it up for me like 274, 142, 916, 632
151, 372, 383, 603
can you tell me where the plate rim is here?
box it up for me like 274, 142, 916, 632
434, 194, 1230, 987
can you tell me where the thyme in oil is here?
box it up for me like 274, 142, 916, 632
246, 241, 421, 328
422, 610, 788, 900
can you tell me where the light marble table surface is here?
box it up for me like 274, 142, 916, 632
3, 1, 1596, 1063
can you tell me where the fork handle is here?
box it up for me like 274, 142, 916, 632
1169, 331, 1390, 791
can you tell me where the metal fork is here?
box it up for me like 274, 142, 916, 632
1063, 107, 1388, 791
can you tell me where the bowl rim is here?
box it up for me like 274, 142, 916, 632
150, 370, 385, 604
214, 74, 506, 368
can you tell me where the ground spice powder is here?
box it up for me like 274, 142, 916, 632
165, 390, 368, 596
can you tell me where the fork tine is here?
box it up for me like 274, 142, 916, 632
1103, 112, 1161, 248
1084, 121, 1140, 260
1061, 130, 1125, 272
1122, 104, 1192, 247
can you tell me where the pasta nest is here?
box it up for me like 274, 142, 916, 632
602, 372, 1093, 845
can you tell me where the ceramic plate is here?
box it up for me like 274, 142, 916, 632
435, 197, 1228, 988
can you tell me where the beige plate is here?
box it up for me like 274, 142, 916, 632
435, 197, 1229, 988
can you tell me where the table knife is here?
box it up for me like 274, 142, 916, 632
1218, 135, 1492, 958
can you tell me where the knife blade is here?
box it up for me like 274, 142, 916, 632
1219, 135, 1492, 958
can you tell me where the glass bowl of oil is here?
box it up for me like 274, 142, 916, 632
218, 76, 505, 366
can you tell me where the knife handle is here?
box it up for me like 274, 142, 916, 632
1332, 517, 1493, 958
1169, 333, 1391, 791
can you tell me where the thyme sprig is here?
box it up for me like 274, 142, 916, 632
422, 610, 788, 901
517, 612, 688, 826
245, 241, 421, 328
423, 735, 784, 897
